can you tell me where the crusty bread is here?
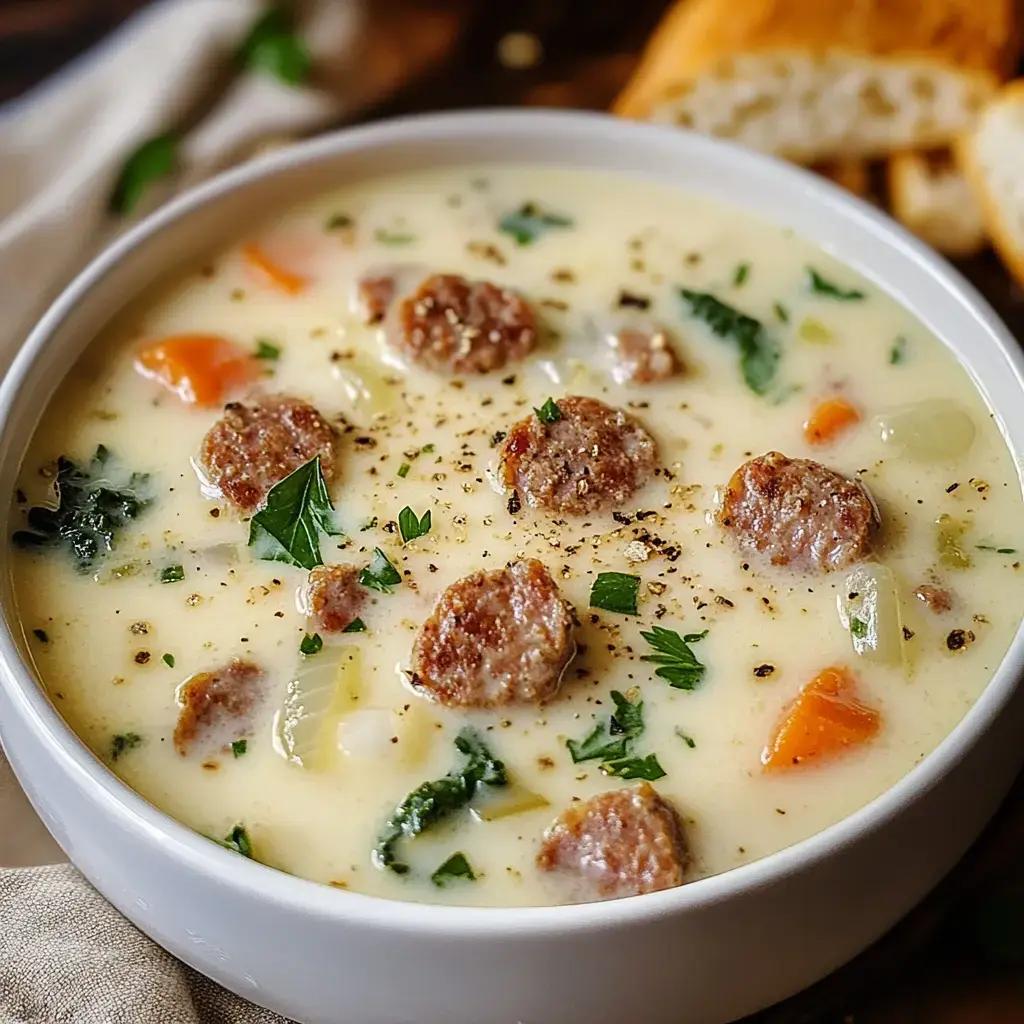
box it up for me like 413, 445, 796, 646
960, 81, 1024, 286
615, 0, 1018, 164
815, 161, 872, 200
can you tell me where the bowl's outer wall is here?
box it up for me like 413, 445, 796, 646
2, 112, 1024, 1024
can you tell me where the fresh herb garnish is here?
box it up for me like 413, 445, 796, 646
236, 5, 311, 86
977, 544, 1017, 554
247, 456, 340, 571
361, 517, 378, 532
359, 548, 401, 593
640, 625, 708, 690
160, 565, 185, 584
300, 632, 323, 656
375, 729, 506, 873
498, 203, 574, 246
589, 572, 640, 616
420, 443, 436, 454
849, 616, 869, 639
232, 739, 248, 758
773, 302, 790, 323
600, 753, 666, 781
397, 463, 411, 479
674, 727, 696, 749
679, 289, 779, 395
31, 629, 49, 643
567, 689, 644, 763
374, 229, 417, 246
733, 263, 750, 287
769, 383, 803, 406
254, 339, 281, 360
431, 851, 476, 887
889, 336, 907, 365
807, 267, 865, 301
398, 506, 432, 543
325, 213, 353, 231
534, 397, 562, 424
110, 134, 177, 214
342, 617, 367, 633
12, 447, 151, 570
162, 653, 175, 668
110, 732, 142, 762
219, 824, 254, 859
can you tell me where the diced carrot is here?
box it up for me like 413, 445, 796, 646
134, 334, 258, 406
761, 666, 881, 771
804, 396, 861, 446
242, 241, 308, 295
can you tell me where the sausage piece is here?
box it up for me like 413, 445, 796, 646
915, 583, 953, 613
410, 558, 575, 708
354, 274, 397, 325
174, 658, 265, 756
609, 327, 680, 384
391, 273, 538, 374
720, 451, 878, 573
537, 783, 689, 902
304, 564, 366, 633
498, 396, 657, 516
199, 394, 337, 513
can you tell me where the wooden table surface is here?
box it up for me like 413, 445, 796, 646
4, 3, 1024, 1022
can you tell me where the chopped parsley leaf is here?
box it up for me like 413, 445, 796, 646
219, 824, 254, 859
110, 134, 177, 214
375, 229, 416, 246
889, 336, 907, 365
397, 463, 411, 479
232, 739, 248, 758
431, 852, 476, 887
342, 617, 367, 633
325, 212, 353, 231
300, 632, 323, 656
807, 267, 865, 301
640, 625, 708, 690
534, 397, 562, 424
498, 203, 573, 246
160, 565, 185, 584
679, 289, 779, 395
420, 443, 436, 454
567, 689, 644, 763
773, 302, 790, 323
600, 753, 666, 781
589, 572, 640, 616
248, 456, 341, 571
162, 653, 175, 668
361, 516, 378, 531
398, 506, 432, 543
110, 732, 142, 762
359, 548, 401, 593
977, 545, 1017, 554
674, 727, 696, 749
849, 616, 869, 639
236, 6, 310, 85
733, 263, 750, 287
254, 339, 281, 360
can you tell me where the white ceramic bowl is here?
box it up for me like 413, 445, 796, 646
2, 111, 1023, 1024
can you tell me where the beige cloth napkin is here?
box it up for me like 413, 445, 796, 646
0, 0, 460, 1020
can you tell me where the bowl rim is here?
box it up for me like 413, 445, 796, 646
2, 107, 1023, 937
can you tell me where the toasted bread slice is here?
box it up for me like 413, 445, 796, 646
815, 161, 872, 200
615, 0, 1018, 163
960, 82, 1024, 286
887, 150, 986, 257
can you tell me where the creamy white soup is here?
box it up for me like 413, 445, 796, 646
9, 164, 1023, 907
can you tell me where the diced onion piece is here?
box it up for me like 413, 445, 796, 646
936, 513, 973, 569
798, 318, 833, 343
836, 563, 905, 664
337, 708, 396, 759
471, 785, 550, 822
332, 355, 397, 416
273, 646, 362, 768
874, 399, 976, 462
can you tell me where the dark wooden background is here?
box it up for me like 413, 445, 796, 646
4, 2, 1024, 1021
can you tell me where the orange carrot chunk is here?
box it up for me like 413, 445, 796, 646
804, 396, 861, 446
134, 334, 258, 406
761, 666, 881, 771
242, 241, 308, 295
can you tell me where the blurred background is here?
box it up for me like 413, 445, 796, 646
3, 1, 1024, 1021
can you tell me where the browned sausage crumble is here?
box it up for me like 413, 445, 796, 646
199, 394, 338, 513
410, 558, 575, 708
915, 583, 953, 613
390, 273, 538, 374
537, 783, 689, 902
305, 564, 366, 633
719, 451, 878, 573
173, 658, 265, 756
354, 274, 397, 325
609, 327, 681, 384
498, 395, 657, 516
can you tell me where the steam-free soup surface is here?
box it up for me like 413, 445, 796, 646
10, 164, 1023, 906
